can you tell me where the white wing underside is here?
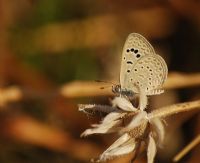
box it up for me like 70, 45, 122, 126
119, 33, 168, 96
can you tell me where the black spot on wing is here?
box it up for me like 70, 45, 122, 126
126, 61, 133, 64
136, 54, 141, 58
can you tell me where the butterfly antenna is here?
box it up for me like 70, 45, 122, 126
95, 80, 118, 90
100, 85, 113, 90
95, 80, 117, 86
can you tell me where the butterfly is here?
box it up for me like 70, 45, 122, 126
112, 33, 168, 101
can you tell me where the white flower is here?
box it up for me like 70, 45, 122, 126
79, 97, 165, 163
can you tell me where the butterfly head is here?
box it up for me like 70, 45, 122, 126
112, 84, 134, 97
112, 84, 121, 94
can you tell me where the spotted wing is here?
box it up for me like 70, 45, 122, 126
127, 54, 168, 94
120, 33, 156, 91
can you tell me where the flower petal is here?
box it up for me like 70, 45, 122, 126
112, 97, 137, 112
78, 104, 119, 116
102, 112, 124, 124
81, 112, 125, 137
147, 133, 157, 163
150, 118, 165, 145
121, 111, 147, 133
99, 133, 136, 161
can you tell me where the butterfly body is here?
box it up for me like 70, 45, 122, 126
113, 33, 168, 97
112, 85, 134, 97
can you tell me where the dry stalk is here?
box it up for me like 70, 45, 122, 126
173, 134, 200, 162
60, 72, 200, 98
148, 100, 200, 119
0, 86, 23, 107
2, 72, 200, 101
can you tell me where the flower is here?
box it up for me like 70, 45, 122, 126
79, 97, 165, 163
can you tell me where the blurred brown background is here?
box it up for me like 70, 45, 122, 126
0, 0, 200, 163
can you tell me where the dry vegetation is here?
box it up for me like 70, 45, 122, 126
0, 0, 200, 163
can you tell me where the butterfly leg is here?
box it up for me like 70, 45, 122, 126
132, 83, 148, 111
138, 87, 148, 111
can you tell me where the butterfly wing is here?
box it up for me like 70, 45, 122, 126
128, 54, 168, 94
120, 33, 156, 91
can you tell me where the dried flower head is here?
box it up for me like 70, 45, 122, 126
79, 97, 165, 163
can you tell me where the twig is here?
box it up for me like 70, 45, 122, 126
2, 73, 200, 102
1, 72, 200, 103
173, 134, 200, 162
0, 86, 23, 107
60, 81, 113, 97
60, 72, 200, 98
2, 115, 102, 160
164, 72, 200, 89
148, 100, 200, 119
